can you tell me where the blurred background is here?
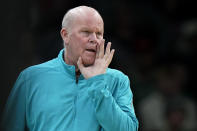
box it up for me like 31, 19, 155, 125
0, 0, 196, 130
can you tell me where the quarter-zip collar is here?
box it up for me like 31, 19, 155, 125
58, 49, 85, 81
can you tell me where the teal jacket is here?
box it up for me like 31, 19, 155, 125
1, 49, 138, 131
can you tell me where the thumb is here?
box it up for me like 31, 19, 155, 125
77, 56, 84, 70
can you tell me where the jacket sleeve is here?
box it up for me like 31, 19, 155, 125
1, 71, 27, 131
87, 74, 139, 131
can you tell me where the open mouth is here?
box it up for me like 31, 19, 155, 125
86, 49, 96, 52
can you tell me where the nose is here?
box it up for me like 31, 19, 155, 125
89, 33, 98, 44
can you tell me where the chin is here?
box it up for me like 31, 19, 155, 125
83, 61, 94, 67
82, 58, 95, 67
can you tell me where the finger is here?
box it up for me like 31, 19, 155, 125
96, 43, 100, 58
77, 57, 84, 71
104, 42, 111, 59
106, 49, 115, 66
98, 39, 105, 58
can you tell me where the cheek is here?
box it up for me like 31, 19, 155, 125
71, 42, 86, 57
69, 34, 88, 55
76, 41, 88, 53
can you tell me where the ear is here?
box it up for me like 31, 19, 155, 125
60, 28, 69, 46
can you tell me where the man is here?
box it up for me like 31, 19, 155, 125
1, 6, 138, 131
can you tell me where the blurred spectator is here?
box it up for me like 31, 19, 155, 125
165, 97, 187, 131
138, 63, 197, 131
175, 20, 197, 58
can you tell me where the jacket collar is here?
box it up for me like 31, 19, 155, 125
58, 49, 84, 80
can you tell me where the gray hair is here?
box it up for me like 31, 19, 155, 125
61, 9, 74, 32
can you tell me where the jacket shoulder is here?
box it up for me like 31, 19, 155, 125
107, 68, 129, 81
21, 58, 59, 78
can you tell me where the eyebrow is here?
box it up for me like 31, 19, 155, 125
81, 27, 103, 33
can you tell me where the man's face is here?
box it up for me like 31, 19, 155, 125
63, 12, 104, 67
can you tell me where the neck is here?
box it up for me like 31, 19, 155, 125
64, 49, 77, 65
63, 50, 80, 74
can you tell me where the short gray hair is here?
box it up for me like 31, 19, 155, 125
61, 9, 74, 32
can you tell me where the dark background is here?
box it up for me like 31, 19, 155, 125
1, 0, 196, 130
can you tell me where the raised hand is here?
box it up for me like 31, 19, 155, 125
77, 40, 115, 79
